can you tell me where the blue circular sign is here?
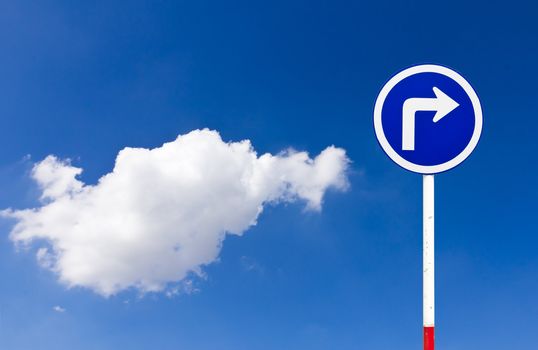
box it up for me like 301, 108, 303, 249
374, 65, 482, 174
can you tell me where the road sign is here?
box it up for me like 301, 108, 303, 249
374, 64, 483, 174
373, 64, 483, 350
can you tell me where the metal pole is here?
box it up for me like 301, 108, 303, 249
423, 175, 435, 350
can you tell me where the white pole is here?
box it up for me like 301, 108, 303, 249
423, 175, 435, 350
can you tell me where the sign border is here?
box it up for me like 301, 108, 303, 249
373, 64, 483, 174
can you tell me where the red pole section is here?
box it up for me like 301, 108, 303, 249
424, 326, 434, 350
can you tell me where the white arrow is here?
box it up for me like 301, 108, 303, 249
402, 87, 459, 151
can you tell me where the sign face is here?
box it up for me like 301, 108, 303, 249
374, 65, 483, 174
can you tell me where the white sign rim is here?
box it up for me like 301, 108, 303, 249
374, 64, 483, 174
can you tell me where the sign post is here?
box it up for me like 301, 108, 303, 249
423, 174, 435, 349
373, 65, 483, 350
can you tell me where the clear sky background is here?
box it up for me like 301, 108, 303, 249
0, 0, 537, 349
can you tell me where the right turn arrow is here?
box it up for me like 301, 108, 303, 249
402, 87, 459, 151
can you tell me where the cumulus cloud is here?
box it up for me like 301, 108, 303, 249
2, 129, 349, 296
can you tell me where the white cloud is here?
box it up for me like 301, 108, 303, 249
2, 129, 349, 296
53, 305, 66, 313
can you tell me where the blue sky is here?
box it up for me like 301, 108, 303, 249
0, 0, 537, 349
